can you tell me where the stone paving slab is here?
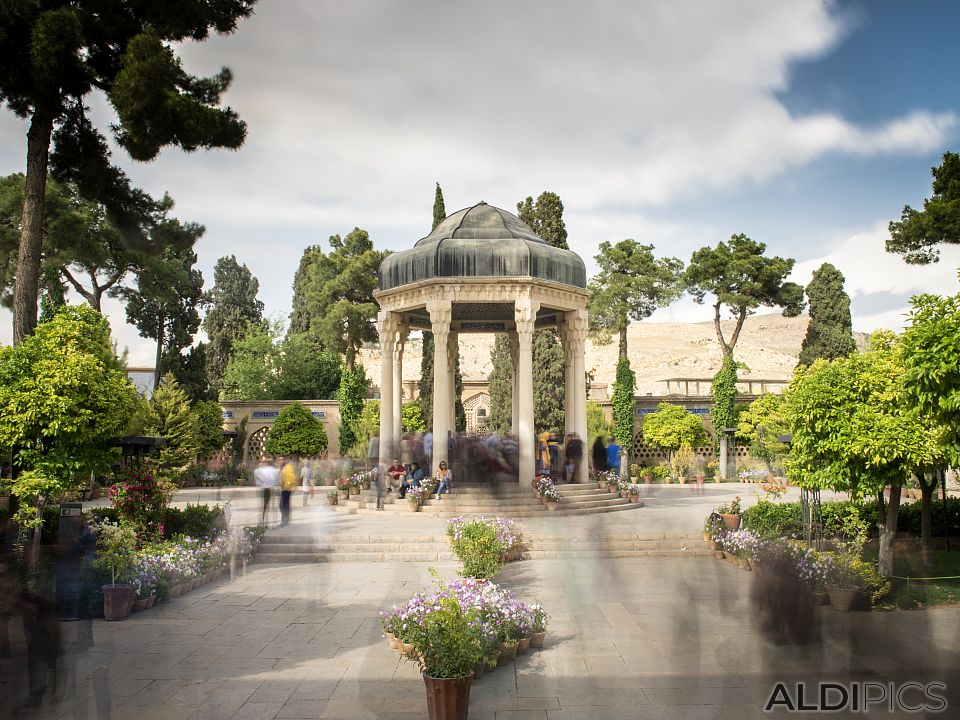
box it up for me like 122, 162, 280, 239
3, 555, 959, 719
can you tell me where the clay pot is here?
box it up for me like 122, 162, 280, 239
498, 641, 518, 665
529, 631, 545, 648
545, 500, 559, 512
147, 594, 157, 608
597, 480, 608, 490
132, 597, 149, 613
170, 584, 183, 598
827, 586, 858, 613
607, 484, 618, 494
423, 673, 473, 720
738, 558, 752, 571
517, 637, 531, 654
720, 513, 742, 530
472, 660, 485, 678
714, 550, 725, 560
102, 585, 137, 621
408, 501, 421, 512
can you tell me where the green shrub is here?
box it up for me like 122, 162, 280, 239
162, 504, 226, 539
742, 501, 803, 538
451, 521, 504, 579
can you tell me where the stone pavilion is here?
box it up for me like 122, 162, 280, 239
374, 201, 590, 483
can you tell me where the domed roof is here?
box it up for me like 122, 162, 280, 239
378, 202, 587, 291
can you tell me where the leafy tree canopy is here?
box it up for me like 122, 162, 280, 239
685, 233, 804, 359
194, 400, 227, 458
737, 393, 790, 470
517, 192, 568, 249
222, 323, 342, 401
402, 401, 427, 433
0, 305, 137, 493
2, 1, 255, 341
588, 239, 684, 357
265, 402, 328, 456
641, 403, 708, 454
799, 262, 856, 365
887, 151, 960, 264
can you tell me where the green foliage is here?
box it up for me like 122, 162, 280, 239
93, 521, 137, 585
902, 290, 960, 465
587, 401, 614, 444
289, 229, 388, 369
685, 233, 804, 358
351, 400, 381, 458
798, 263, 856, 365
737, 393, 790, 469
711, 356, 740, 447
204, 256, 264, 395
432, 182, 446, 230
108, 466, 174, 543
487, 335, 513, 434
451, 521, 504, 580
887, 151, 960, 264
194, 401, 227, 457
533, 330, 565, 435
265, 402, 328, 456
0, 306, 137, 517
408, 597, 485, 680
402, 401, 426, 433
588, 239, 684, 356
611, 356, 636, 453
641, 402, 707, 453
517, 192, 568, 249
338, 364, 369, 454
222, 323, 342, 401
786, 333, 946, 496
145, 373, 199, 472
741, 500, 804, 539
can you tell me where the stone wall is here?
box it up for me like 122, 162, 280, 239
220, 400, 342, 463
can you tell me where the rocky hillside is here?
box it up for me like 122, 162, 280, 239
357, 313, 866, 397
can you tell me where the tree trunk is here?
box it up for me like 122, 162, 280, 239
618, 325, 628, 359
154, 312, 165, 391
345, 346, 355, 372
712, 302, 731, 360
13, 112, 54, 345
877, 485, 901, 579
918, 472, 935, 566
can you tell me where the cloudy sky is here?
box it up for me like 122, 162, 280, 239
2, 0, 960, 363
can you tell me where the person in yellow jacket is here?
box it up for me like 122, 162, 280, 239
279, 456, 298, 526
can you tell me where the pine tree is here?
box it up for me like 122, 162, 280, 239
145, 373, 200, 472
487, 335, 513, 433
799, 263, 857, 365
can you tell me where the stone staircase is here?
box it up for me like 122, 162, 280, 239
329, 480, 639, 517
254, 530, 711, 564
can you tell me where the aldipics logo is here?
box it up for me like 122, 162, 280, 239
764, 682, 947, 713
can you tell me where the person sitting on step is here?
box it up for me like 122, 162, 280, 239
399, 461, 424, 499
435, 461, 453, 500
386, 458, 406, 493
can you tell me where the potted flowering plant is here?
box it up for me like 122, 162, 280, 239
535, 476, 560, 509
93, 521, 138, 620
327, 490, 339, 506
335, 478, 351, 499
596, 471, 610, 490
528, 603, 548, 647
407, 486, 426, 511
714, 496, 742, 529
627, 484, 641, 503
349, 475, 361, 495
407, 596, 485, 720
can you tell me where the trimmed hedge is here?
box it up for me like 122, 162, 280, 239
741, 498, 960, 540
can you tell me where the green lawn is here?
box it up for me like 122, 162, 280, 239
881, 549, 960, 609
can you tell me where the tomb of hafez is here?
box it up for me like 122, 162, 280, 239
374, 201, 590, 483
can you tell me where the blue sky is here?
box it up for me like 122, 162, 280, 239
1, 0, 959, 362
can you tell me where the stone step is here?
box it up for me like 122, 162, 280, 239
329, 503, 641, 518
254, 548, 712, 563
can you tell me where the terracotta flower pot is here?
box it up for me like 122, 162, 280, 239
132, 597, 149, 613
827, 586, 858, 613
401, 641, 415, 655
714, 550, 725, 560
529, 631, 545, 648
338, 489, 350, 499
517, 637, 531, 654
102, 585, 137, 621
147, 594, 157, 608
170, 584, 183, 598
192, 578, 201, 590
498, 641, 518, 665
607, 484, 618, 494
423, 673, 473, 720
720, 513, 742, 530
738, 558, 752, 571
349, 486, 360, 495
472, 660, 485, 678
545, 500, 559, 511
408, 502, 421, 512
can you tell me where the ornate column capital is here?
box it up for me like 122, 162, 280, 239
427, 298, 452, 341
378, 310, 400, 351
514, 294, 540, 345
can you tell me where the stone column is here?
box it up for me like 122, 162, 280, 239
515, 294, 540, 483
508, 332, 519, 436
377, 310, 398, 468
392, 322, 407, 449
562, 324, 575, 437
447, 331, 458, 431
567, 309, 589, 482
428, 298, 452, 475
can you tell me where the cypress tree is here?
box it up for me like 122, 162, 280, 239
487, 335, 513, 433
432, 182, 446, 230
420, 182, 447, 425
611, 356, 636, 476
799, 263, 857, 365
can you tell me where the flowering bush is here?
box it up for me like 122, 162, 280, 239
446, 516, 523, 554
598, 470, 618, 485
108, 466, 175, 543
758, 477, 788, 500
335, 478, 351, 491
380, 576, 546, 672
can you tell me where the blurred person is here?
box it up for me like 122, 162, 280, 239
564, 432, 583, 483
435, 460, 453, 500
366, 431, 380, 470
300, 455, 316, 506
279, 456, 297, 526
548, 433, 562, 482
536, 432, 551, 476
423, 430, 433, 467
254, 457, 279, 525
592, 436, 608, 477
19, 586, 61, 709
606, 437, 622, 477
373, 463, 385, 511
400, 433, 414, 468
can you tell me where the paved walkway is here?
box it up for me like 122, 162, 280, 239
6, 554, 959, 720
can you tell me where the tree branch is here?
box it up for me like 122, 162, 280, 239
60, 266, 96, 308
728, 306, 748, 356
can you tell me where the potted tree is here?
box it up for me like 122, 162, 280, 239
407, 596, 485, 720
94, 521, 138, 620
